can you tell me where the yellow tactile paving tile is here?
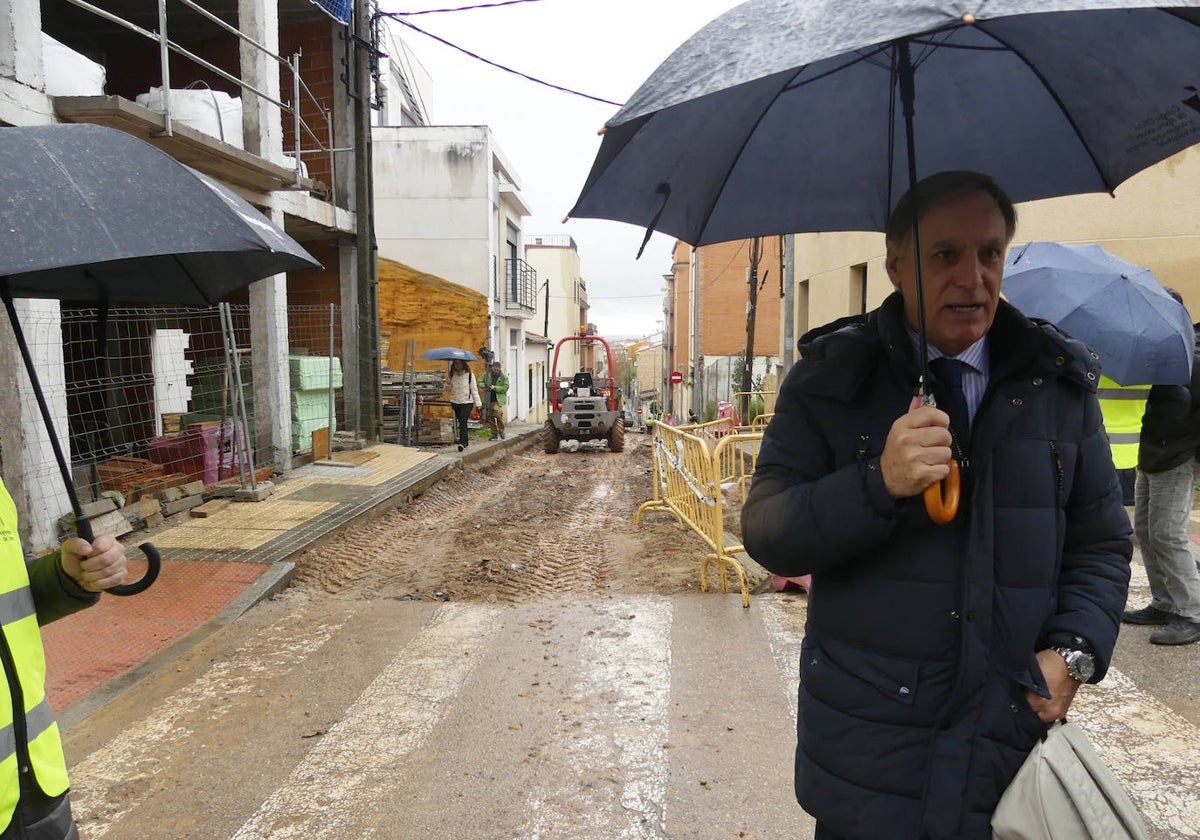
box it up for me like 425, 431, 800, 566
149, 526, 281, 551
298, 444, 437, 487
149, 499, 337, 549
211, 499, 337, 529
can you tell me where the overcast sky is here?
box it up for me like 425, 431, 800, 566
377, 0, 743, 340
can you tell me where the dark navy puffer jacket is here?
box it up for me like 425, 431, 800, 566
742, 293, 1132, 840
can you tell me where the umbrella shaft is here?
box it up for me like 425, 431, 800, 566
0, 286, 87, 528
897, 41, 930, 390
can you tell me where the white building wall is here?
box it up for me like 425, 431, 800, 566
373, 127, 493, 299
524, 243, 583, 376
372, 125, 533, 423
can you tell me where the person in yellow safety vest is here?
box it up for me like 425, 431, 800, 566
1097, 374, 1152, 506
0, 479, 127, 839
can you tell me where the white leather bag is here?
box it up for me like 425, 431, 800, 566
992, 719, 1149, 839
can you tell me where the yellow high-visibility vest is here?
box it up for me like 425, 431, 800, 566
0, 480, 70, 828
1097, 376, 1151, 470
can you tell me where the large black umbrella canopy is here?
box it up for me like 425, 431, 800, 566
570, 0, 1200, 526
0, 123, 320, 303
569, 0, 1200, 246
0, 123, 321, 594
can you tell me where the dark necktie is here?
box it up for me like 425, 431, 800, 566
929, 357, 970, 441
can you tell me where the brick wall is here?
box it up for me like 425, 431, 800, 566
694, 238, 784, 357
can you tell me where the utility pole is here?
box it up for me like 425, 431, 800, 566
690, 252, 701, 422
352, 0, 379, 440
741, 236, 761, 421
783, 234, 795, 371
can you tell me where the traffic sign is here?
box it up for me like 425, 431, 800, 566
669, 370, 683, 384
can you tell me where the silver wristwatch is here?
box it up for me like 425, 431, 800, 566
1053, 646, 1096, 683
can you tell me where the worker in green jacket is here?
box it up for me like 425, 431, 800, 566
1097, 375, 1151, 505
482, 361, 510, 440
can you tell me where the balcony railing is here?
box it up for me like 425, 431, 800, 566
505, 258, 538, 314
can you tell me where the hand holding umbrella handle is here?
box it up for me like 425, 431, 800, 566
924, 460, 960, 525
912, 390, 960, 525
74, 516, 161, 596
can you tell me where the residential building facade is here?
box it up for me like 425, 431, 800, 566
372, 124, 535, 427
665, 238, 783, 420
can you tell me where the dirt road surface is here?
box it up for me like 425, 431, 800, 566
285, 433, 757, 604
60, 434, 806, 840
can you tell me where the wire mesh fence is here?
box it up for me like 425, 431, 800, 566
15, 303, 349, 512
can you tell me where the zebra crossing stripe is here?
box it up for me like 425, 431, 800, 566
229, 603, 503, 840
1074, 668, 1200, 837
516, 597, 673, 840
69, 603, 347, 838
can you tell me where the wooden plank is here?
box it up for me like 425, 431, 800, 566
189, 499, 231, 519
312, 427, 330, 461
331, 450, 379, 466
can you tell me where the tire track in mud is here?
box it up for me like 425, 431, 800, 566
488, 451, 628, 601
290, 440, 647, 603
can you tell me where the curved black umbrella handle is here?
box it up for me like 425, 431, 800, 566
73, 517, 161, 596
106, 543, 161, 596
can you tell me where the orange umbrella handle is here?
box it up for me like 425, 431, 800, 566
923, 459, 960, 525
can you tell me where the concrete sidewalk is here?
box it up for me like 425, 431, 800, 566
44, 423, 541, 729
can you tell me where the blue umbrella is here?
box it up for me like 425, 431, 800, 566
1003, 242, 1195, 385
422, 346, 478, 362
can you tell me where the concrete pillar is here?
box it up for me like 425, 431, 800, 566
0, 301, 72, 551
239, 1, 290, 467
0, 0, 52, 125
331, 29, 357, 206
250, 214, 292, 470
237, 0, 281, 160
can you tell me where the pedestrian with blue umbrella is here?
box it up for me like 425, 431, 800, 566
1002, 241, 1195, 504
1121, 289, 1200, 646
445, 358, 482, 452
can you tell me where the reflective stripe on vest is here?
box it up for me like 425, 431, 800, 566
0, 480, 70, 829
1096, 376, 1151, 470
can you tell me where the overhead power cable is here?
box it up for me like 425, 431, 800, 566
387, 0, 546, 13
378, 14, 623, 107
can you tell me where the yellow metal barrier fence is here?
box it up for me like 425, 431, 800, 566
634, 421, 764, 607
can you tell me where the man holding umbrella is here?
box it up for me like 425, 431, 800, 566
742, 172, 1132, 839
0, 479, 127, 839
481, 361, 509, 440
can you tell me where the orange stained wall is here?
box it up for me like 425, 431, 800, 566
377, 258, 489, 377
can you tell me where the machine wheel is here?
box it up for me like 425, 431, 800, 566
608, 417, 625, 453
542, 420, 561, 454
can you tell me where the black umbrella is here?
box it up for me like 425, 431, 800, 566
0, 123, 321, 593
569, 0, 1200, 522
